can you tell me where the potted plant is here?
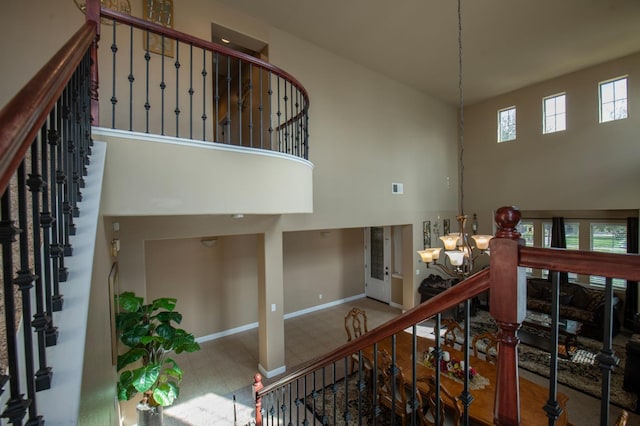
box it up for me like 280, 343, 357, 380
115, 291, 201, 425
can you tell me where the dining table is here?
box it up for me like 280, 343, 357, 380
362, 330, 570, 426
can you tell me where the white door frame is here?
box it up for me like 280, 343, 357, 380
364, 226, 391, 303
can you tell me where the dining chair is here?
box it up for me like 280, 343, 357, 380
441, 319, 464, 349
471, 332, 499, 364
615, 409, 629, 426
344, 307, 369, 374
422, 375, 463, 426
378, 349, 424, 426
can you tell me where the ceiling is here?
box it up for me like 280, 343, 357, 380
215, 0, 640, 106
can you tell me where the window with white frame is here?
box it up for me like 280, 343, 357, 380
590, 223, 627, 288
543, 93, 566, 133
542, 222, 579, 280
517, 221, 534, 275
599, 76, 628, 123
497, 106, 516, 142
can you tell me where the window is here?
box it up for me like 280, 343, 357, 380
542, 222, 579, 280
517, 221, 534, 275
543, 93, 566, 133
497, 107, 516, 142
590, 223, 627, 288
599, 76, 628, 123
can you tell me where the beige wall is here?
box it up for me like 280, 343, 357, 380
463, 52, 640, 228
283, 228, 365, 313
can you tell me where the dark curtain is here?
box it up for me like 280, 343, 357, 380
625, 217, 639, 330
548, 216, 569, 285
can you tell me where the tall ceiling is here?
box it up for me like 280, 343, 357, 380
215, 0, 640, 105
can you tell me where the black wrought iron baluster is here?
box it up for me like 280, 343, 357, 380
50, 102, 64, 311
597, 277, 618, 425
213, 52, 219, 141
238, 60, 243, 147
174, 42, 181, 137
304, 107, 309, 160
293, 377, 301, 426
294, 90, 300, 157
225, 55, 231, 144
434, 313, 442, 425
544, 272, 562, 426
28, 133, 53, 391
357, 350, 366, 424
160, 34, 166, 135
286, 382, 292, 426
411, 324, 419, 426
391, 334, 398, 426
42, 115, 59, 346
188, 44, 194, 139
128, 25, 134, 131
372, 342, 380, 422
61, 86, 74, 255
267, 70, 273, 150
248, 63, 254, 148
144, 32, 151, 133
201, 49, 207, 141
79, 51, 91, 185
276, 75, 282, 152
69, 71, 80, 230
332, 363, 337, 425
302, 375, 308, 424
343, 357, 350, 423
111, 21, 118, 129
460, 299, 474, 425
259, 67, 264, 149
0, 189, 32, 426
55, 96, 70, 282
15, 160, 44, 425
283, 81, 289, 153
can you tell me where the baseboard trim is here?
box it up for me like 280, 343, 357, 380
196, 294, 367, 343
258, 363, 286, 379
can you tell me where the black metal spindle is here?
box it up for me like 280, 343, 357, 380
42, 115, 58, 347
49, 102, 64, 311
225, 55, 231, 144
597, 277, 618, 425
544, 272, 562, 425
111, 21, 118, 129
61, 87, 74, 256
434, 313, 442, 425
160, 34, 166, 135
213, 52, 219, 141
28, 132, 53, 391
238, 60, 243, 147
248, 64, 254, 148
460, 299, 474, 425
128, 25, 134, 131
343, 357, 350, 423
55, 97, 69, 284
188, 44, 194, 139
144, 32, 151, 133
201, 49, 207, 141
391, 334, 398, 426
332, 363, 337, 425
15, 161, 45, 425
267, 70, 273, 150
283, 81, 289, 153
411, 324, 419, 426
258, 67, 264, 149
174, 42, 180, 138
276, 75, 282, 152
0, 189, 32, 426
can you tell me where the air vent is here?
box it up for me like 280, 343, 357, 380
391, 183, 404, 194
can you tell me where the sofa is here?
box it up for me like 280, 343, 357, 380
526, 278, 622, 339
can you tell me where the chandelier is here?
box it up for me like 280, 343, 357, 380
417, 0, 492, 280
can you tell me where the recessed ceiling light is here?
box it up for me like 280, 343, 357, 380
221, 38, 231, 44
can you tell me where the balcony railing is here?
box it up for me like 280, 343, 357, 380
97, 7, 310, 159
254, 207, 640, 425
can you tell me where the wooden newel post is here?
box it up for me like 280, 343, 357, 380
253, 373, 264, 426
490, 206, 525, 426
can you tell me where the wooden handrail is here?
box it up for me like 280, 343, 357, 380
99, 7, 309, 108
0, 22, 97, 196
520, 246, 640, 282
256, 268, 490, 397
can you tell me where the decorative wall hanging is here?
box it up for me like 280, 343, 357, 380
143, 0, 174, 57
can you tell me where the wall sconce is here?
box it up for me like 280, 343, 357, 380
200, 237, 218, 248
110, 238, 120, 257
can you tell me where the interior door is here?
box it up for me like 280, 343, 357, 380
365, 227, 391, 303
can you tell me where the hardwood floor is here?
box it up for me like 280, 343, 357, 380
118, 297, 638, 425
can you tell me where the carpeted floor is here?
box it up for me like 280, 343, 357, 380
469, 310, 637, 412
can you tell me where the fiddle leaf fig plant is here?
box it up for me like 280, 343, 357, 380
115, 291, 201, 407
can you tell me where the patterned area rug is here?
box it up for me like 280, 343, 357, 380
305, 374, 397, 426
470, 310, 637, 412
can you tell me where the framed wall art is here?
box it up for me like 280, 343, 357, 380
143, 0, 174, 57
423, 221, 431, 248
